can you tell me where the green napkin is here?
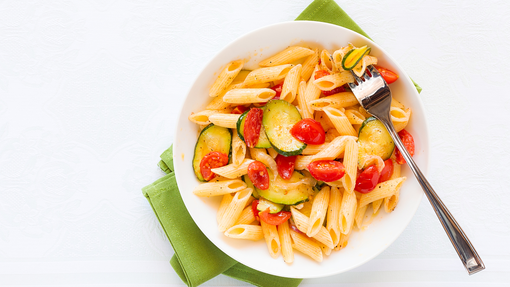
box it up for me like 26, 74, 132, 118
143, 1, 422, 286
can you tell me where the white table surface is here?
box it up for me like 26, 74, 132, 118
0, 0, 509, 286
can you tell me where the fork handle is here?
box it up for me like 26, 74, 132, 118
378, 117, 485, 275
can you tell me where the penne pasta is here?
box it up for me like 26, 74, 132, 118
307, 186, 330, 237
281, 64, 302, 103
259, 46, 314, 67
326, 186, 342, 247
297, 80, 313, 119
218, 188, 253, 232
243, 64, 294, 86
193, 179, 247, 197
231, 131, 246, 167
235, 205, 256, 225
211, 159, 255, 179
295, 155, 313, 170
345, 109, 366, 125
224, 224, 264, 241
304, 65, 322, 115
217, 193, 234, 224
310, 136, 356, 161
320, 49, 336, 73
309, 92, 359, 111
209, 113, 241, 129
301, 48, 319, 81
323, 106, 358, 136
339, 189, 357, 235
313, 71, 354, 91
209, 60, 244, 97
188, 110, 220, 126
358, 177, 407, 211
290, 229, 323, 262
391, 106, 412, 132
291, 207, 334, 248
341, 137, 358, 194
223, 88, 276, 104
261, 221, 281, 259
278, 220, 294, 263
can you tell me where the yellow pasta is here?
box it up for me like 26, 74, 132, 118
304, 65, 322, 115
339, 189, 357, 235
310, 136, 355, 161
313, 71, 354, 91
290, 229, 323, 262
223, 88, 276, 104
243, 64, 294, 86
261, 221, 281, 259
225, 224, 263, 241
231, 131, 246, 166
281, 64, 302, 103
358, 177, 407, 211
291, 207, 334, 249
326, 186, 342, 247
320, 49, 336, 73
307, 186, 330, 237
208, 113, 241, 129
217, 193, 234, 224
297, 80, 313, 119
345, 109, 366, 125
210, 159, 255, 179
209, 60, 244, 97
309, 92, 359, 111
391, 106, 412, 132
188, 110, 220, 126
323, 106, 357, 136
218, 188, 253, 232
259, 46, 314, 67
341, 137, 358, 194
301, 48, 319, 81
235, 205, 256, 225
278, 220, 294, 263
193, 179, 247, 197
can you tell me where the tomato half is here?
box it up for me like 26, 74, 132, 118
251, 200, 260, 221
290, 118, 326, 145
270, 82, 283, 99
378, 159, 394, 183
322, 85, 346, 96
395, 129, 415, 164
231, 105, 249, 115
243, 108, 263, 148
247, 161, 270, 190
314, 69, 330, 80
199, 151, 229, 181
355, 165, 380, 193
275, 154, 296, 180
374, 65, 399, 84
259, 209, 292, 225
307, 160, 345, 182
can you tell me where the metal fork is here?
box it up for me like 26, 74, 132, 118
348, 65, 485, 275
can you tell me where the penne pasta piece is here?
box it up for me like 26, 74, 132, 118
339, 189, 357, 235
225, 224, 263, 241
309, 92, 358, 111
390, 106, 412, 132
188, 110, 220, 126
341, 137, 358, 194
325, 128, 341, 142
223, 88, 276, 104
384, 188, 400, 213
352, 55, 377, 77
231, 70, 251, 85
291, 207, 334, 248
325, 180, 344, 188
211, 159, 255, 179
290, 229, 323, 262
345, 109, 366, 125
231, 131, 246, 167
304, 65, 322, 115
372, 199, 383, 214
331, 45, 352, 72
302, 143, 330, 155
209, 60, 244, 97
358, 155, 385, 172
278, 220, 294, 263
297, 80, 313, 119
217, 193, 234, 224
261, 221, 281, 259
318, 241, 332, 256
307, 186, 330, 237
209, 113, 241, 129
320, 49, 336, 73
334, 231, 351, 251
358, 177, 407, 211
354, 203, 367, 230
326, 186, 342, 247
301, 48, 319, 81
323, 106, 357, 136
267, 147, 278, 159
218, 188, 253, 232
235, 205, 256, 225
243, 64, 294, 86
193, 179, 247, 197
295, 155, 313, 170
310, 136, 356, 161
313, 71, 354, 91
281, 64, 302, 103
259, 46, 314, 67
314, 110, 335, 132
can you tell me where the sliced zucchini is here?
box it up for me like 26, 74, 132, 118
192, 124, 232, 181
342, 45, 371, 70
257, 198, 284, 214
243, 174, 259, 199
256, 170, 312, 205
357, 117, 394, 169
236, 110, 272, 148
262, 100, 306, 156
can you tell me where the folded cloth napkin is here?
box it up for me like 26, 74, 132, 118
142, 1, 422, 286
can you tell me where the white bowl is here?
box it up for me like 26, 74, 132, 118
173, 21, 429, 278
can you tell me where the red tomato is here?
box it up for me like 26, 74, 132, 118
275, 154, 296, 180
395, 129, 415, 164
322, 85, 346, 96
374, 65, 399, 84
243, 108, 263, 148
307, 160, 345, 182
290, 118, 326, 145
270, 82, 283, 99
314, 69, 330, 80
378, 159, 394, 183
231, 105, 249, 115
259, 209, 292, 225
247, 161, 270, 190
355, 165, 380, 193
199, 151, 229, 181
251, 200, 260, 221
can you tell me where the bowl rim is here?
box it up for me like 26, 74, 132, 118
173, 20, 429, 278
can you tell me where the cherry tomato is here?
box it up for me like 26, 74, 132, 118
247, 161, 270, 190
355, 165, 380, 193
307, 160, 345, 182
395, 129, 415, 164
259, 209, 292, 225
199, 151, 229, 181
374, 65, 399, 84
314, 69, 330, 80
251, 200, 260, 221
322, 85, 346, 96
270, 82, 283, 99
243, 108, 263, 148
378, 159, 394, 183
275, 154, 296, 180
290, 118, 326, 145
231, 105, 249, 115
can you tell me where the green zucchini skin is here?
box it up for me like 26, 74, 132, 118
236, 110, 272, 148
262, 100, 306, 156
256, 171, 312, 205
342, 46, 371, 70
243, 174, 260, 199
257, 198, 284, 214
192, 124, 232, 181
357, 117, 395, 169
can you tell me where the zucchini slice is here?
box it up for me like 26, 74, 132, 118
357, 117, 395, 169
243, 174, 260, 199
257, 198, 284, 214
236, 110, 272, 148
192, 124, 232, 181
256, 171, 312, 205
262, 100, 306, 156
342, 45, 371, 70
